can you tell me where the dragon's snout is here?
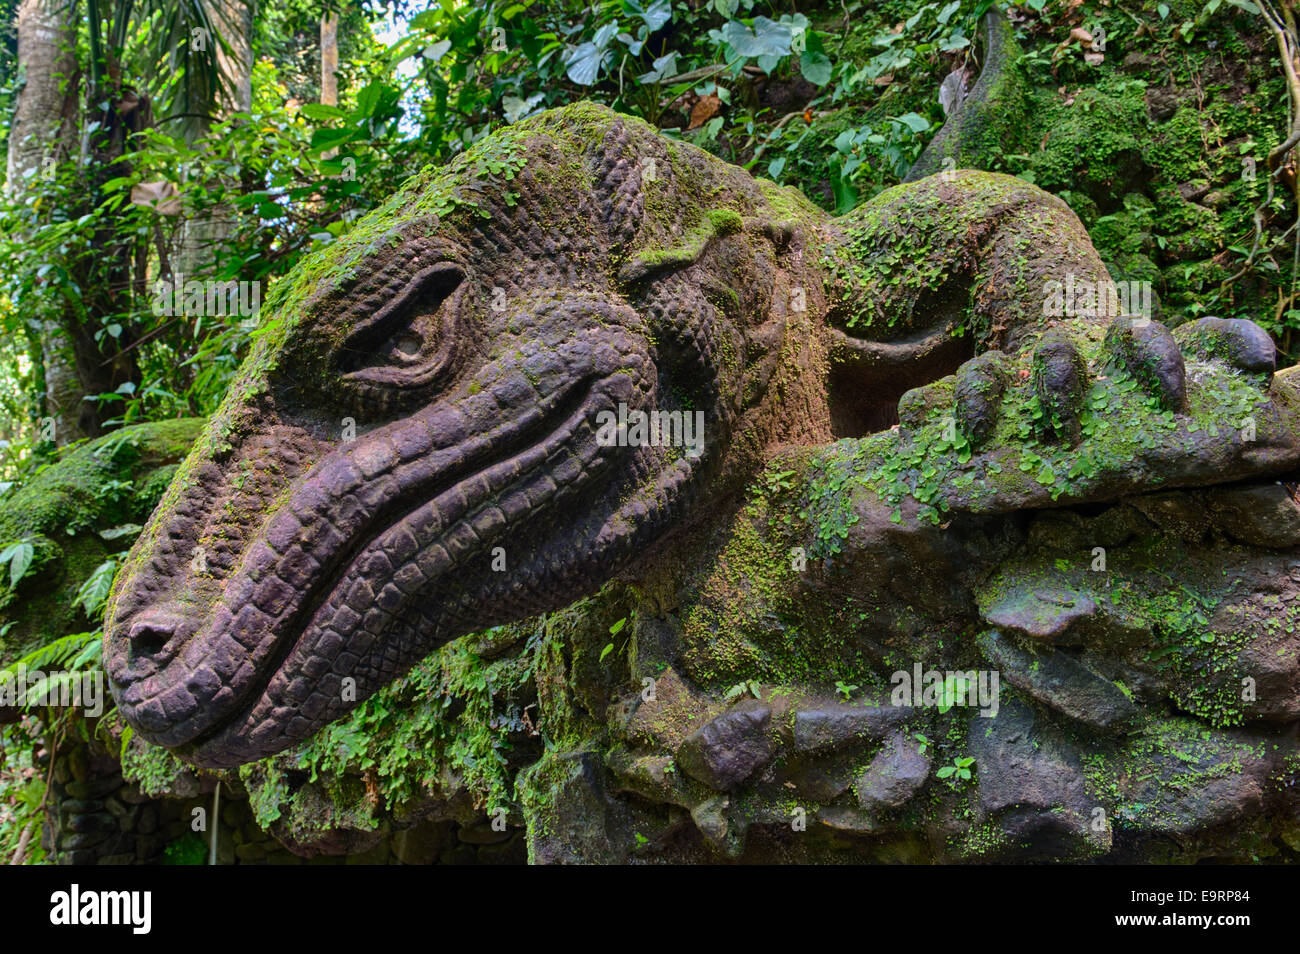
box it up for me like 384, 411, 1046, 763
106, 301, 683, 766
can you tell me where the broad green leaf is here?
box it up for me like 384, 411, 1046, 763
503, 94, 544, 123
627, 0, 672, 33
422, 39, 452, 64
892, 112, 931, 134
74, 558, 119, 618
565, 42, 610, 85
300, 103, 346, 121
5, 542, 33, 588
722, 17, 793, 59
800, 50, 832, 85
309, 127, 357, 153
355, 81, 385, 119
638, 50, 679, 84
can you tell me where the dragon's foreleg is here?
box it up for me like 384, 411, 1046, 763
822, 169, 1283, 497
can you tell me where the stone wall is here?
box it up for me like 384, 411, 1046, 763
40, 733, 527, 865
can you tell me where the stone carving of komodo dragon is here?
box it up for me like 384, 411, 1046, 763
104, 100, 1300, 860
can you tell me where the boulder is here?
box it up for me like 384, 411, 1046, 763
677, 701, 775, 790
855, 731, 931, 812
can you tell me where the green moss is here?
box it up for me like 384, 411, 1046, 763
674, 454, 910, 693
119, 726, 199, 798
822, 170, 1090, 342
757, 178, 828, 225
1106, 717, 1263, 832
910, 7, 1032, 180
0, 418, 203, 664
951, 817, 1012, 860
810, 341, 1271, 529
707, 208, 744, 235
1018, 80, 1150, 205
231, 585, 627, 839
240, 760, 290, 828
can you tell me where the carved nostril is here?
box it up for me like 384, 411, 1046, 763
128, 619, 175, 653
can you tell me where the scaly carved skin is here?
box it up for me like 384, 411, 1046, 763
104, 102, 1287, 767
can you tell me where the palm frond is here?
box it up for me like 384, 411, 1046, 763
84, 0, 246, 131
146, 0, 244, 124
4, 630, 101, 676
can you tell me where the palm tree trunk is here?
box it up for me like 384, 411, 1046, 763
321, 10, 339, 160
174, 0, 254, 280
322, 11, 339, 108
7, 0, 86, 445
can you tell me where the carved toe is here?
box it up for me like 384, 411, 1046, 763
1031, 332, 1087, 444
1174, 316, 1276, 379
954, 351, 1009, 446
1102, 316, 1186, 411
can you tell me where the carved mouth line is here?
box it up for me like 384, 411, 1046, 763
174, 375, 606, 749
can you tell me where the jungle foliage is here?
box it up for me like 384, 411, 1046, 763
0, 0, 1296, 861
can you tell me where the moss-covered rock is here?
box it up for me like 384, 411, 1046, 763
0, 418, 202, 665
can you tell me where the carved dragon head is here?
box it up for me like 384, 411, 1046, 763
104, 103, 837, 766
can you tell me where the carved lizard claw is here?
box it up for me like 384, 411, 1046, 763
1174, 315, 1278, 378
954, 315, 1277, 451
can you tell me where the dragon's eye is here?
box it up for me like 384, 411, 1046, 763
341, 263, 464, 389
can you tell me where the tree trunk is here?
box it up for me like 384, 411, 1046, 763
7, 0, 86, 445
321, 11, 339, 108
173, 0, 254, 281
73, 83, 146, 439
321, 11, 339, 159
168, 0, 255, 409
216, 0, 253, 115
